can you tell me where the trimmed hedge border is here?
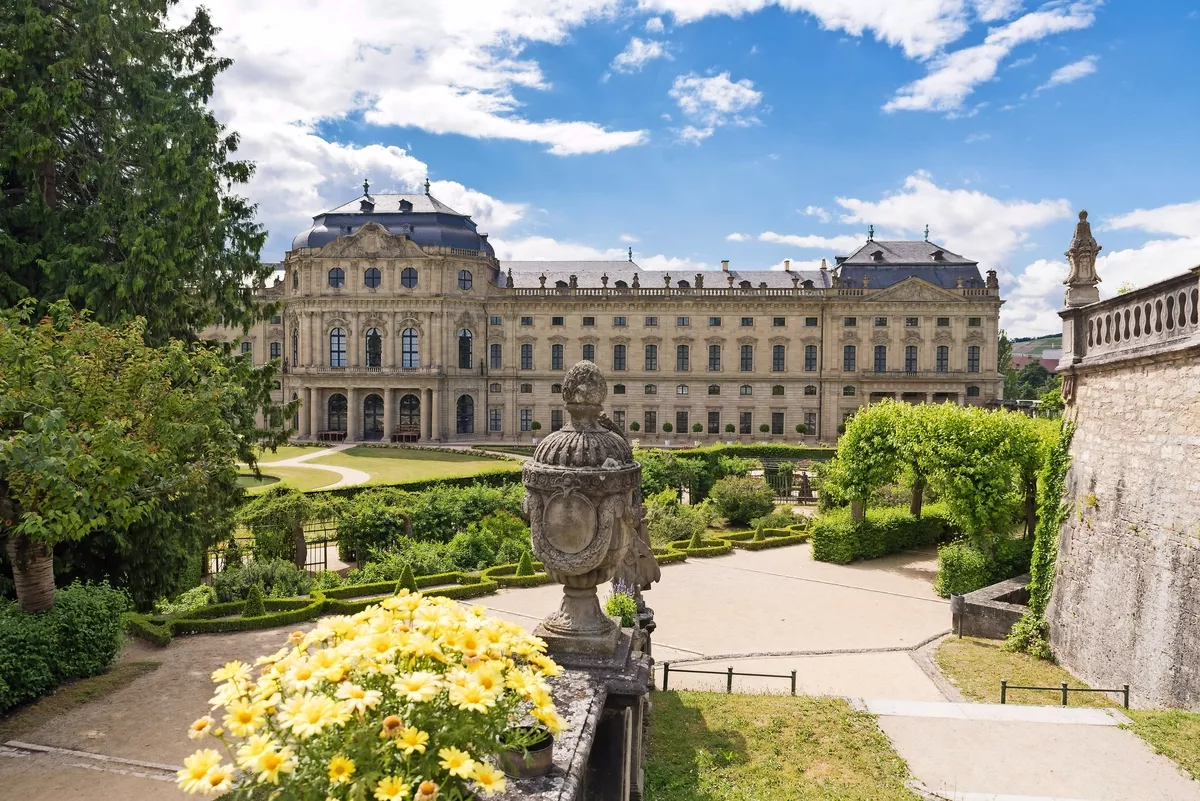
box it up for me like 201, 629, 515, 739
810, 504, 956, 564
308, 469, 522, 500
344, 443, 520, 463
123, 612, 174, 646
480, 562, 555, 588
652, 547, 688, 565
669, 443, 836, 462
669, 538, 733, 558
736, 534, 808, 551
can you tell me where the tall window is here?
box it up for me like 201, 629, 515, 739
270, 341, 282, 360
489, 408, 502, 433
520, 410, 532, 431
967, 346, 980, 373
740, 411, 752, 434
551, 344, 563, 370
402, 328, 419, 368
805, 345, 817, 371
401, 267, 418, 288
804, 411, 817, 432
708, 344, 721, 371
843, 344, 856, 372
364, 267, 381, 289
291, 328, 299, 366
582, 344, 595, 362
551, 409, 563, 432
644, 344, 658, 370
292, 269, 298, 289
327, 394, 347, 432
613, 344, 627, 371
521, 343, 533, 370
676, 344, 690, 371
365, 328, 382, 368
328, 267, 344, 288
458, 329, 473, 369
740, 345, 753, 372
675, 411, 689, 433
772, 345, 785, 372
644, 410, 657, 433
457, 270, 472, 290
873, 345, 886, 372
241, 341, 252, 355
708, 411, 720, 433
771, 412, 784, 435
456, 395, 474, 434
490, 343, 502, 370
936, 346, 949, 372
613, 411, 625, 431
329, 328, 346, 367
905, 345, 917, 373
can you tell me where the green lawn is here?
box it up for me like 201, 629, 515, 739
936, 636, 1200, 780
310, 446, 520, 485
243, 465, 342, 493
237, 473, 281, 490
254, 444, 326, 462
645, 691, 914, 800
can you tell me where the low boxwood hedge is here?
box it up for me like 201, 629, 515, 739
123, 612, 174, 646
309, 469, 522, 500
810, 503, 956, 564
480, 562, 555, 588
652, 547, 688, 565
169, 596, 326, 636
736, 534, 809, 551
669, 538, 733, 557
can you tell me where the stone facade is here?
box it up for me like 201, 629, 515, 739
213, 191, 1004, 444
1051, 265, 1200, 709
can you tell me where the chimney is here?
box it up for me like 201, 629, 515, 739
721, 260, 729, 272
784, 259, 791, 272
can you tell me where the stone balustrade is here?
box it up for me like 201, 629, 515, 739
509, 285, 1000, 300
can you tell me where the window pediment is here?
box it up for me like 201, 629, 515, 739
518, 335, 538, 345
903, 328, 923, 343
964, 329, 987, 343
611, 335, 631, 345
736, 336, 757, 346
705, 336, 726, 346
579, 336, 599, 345
768, 336, 789, 345
841, 329, 860, 342
642, 335, 663, 345
547, 335, 568, 345
871, 329, 891, 344
672, 335, 695, 344
934, 330, 955, 344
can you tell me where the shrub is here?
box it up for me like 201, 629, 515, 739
311, 570, 345, 590
406, 484, 525, 544
709, 476, 776, 526
396, 563, 419, 594
662, 422, 673, 433
796, 423, 807, 434
445, 510, 532, 571
687, 530, 704, 550
810, 504, 957, 564
692, 422, 703, 433
753, 524, 764, 542
153, 584, 215, 616
724, 423, 735, 433
750, 510, 799, 530
242, 584, 267, 618
605, 590, 637, 627
759, 423, 770, 433
644, 500, 708, 547
212, 559, 314, 603
934, 541, 993, 597
515, 551, 535, 577
629, 421, 640, 432
348, 543, 456, 584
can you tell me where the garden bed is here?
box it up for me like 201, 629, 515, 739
480, 562, 555, 588
669, 538, 733, 557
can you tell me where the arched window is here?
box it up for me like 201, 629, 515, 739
613, 383, 625, 394
613, 344, 627, 371
555, 280, 569, 289
328, 393, 347, 432
677, 279, 690, 289
966, 385, 981, 397
401, 267, 418, 288
614, 280, 628, 288
363, 393, 384, 439
739, 280, 752, 289
364, 267, 381, 289
328, 267, 345, 288
708, 384, 721, 395
291, 392, 299, 430
676, 384, 689, 395
936, 345, 949, 372
399, 394, 420, 429
582, 344, 595, 362
292, 269, 299, 289
365, 328, 382, 368
520, 383, 533, 393
804, 385, 817, 396
772, 385, 785, 396
402, 328, 419, 369
740, 384, 753, 396
291, 328, 299, 366
550, 383, 563, 394
329, 328, 347, 367
456, 395, 474, 434
458, 329, 473, 369
458, 270, 473, 291
843, 385, 857, 396
489, 382, 501, 393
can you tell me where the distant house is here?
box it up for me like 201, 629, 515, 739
1011, 349, 1061, 373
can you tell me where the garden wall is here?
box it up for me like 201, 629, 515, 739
1050, 269, 1200, 709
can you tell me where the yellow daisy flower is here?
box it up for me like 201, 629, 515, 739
438, 746, 476, 779
471, 761, 508, 797
176, 749, 222, 795
414, 779, 439, 801
397, 726, 430, 755
211, 660, 251, 684
328, 754, 356, 784
201, 762, 235, 796
253, 745, 296, 784
223, 698, 266, 737
278, 693, 347, 739
393, 671, 442, 703
448, 681, 497, 714
374, 775, 410, 800
187, 716, 215, 740
336, 682, 382, 714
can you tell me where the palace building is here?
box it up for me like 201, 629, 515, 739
224, 186, 1004, 444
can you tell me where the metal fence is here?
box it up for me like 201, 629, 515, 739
658, 662, 798, 695
202, 519, 340, 582
999, 679, 1130, 709
758, 461, 817, 504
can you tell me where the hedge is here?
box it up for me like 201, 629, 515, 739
480, 562, 555, 588
652, 547, 688, 565
308, 469, 523, 500
671, 443, 835, 463
123, 612, 174, 646
810, 503, 957, 564
168, 597, 325, 635
669, 538, 733, 557
720, 527, 810, 550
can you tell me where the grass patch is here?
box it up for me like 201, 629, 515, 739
255, 444, 327, 462
245, 465, 342, 493
311, 446, 520, 485
645, 691, 913, 800
0, 661, 160, 741
472, 444, 534, 457
1125, 710, 1200, 781
237, 473, 280, 490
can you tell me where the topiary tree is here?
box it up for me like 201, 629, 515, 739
725, 423, 735, 433
395, 563, 419, 594
795, 423, 807, 435
530, 422, 542, 433
515, 550, 535, 577
242, 584, 266, 618
687, 529, 704, 550
629, 421, 641, 432
708, 476, 776, 526
753, 523, 765, 542
662, 422, 673, 433
692, 422, 704, 434
759, 423, 770, 434
827, 401, 905, 521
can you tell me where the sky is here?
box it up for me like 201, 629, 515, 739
173, 0, 1200, 337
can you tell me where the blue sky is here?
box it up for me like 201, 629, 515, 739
180, 0, 1200, 336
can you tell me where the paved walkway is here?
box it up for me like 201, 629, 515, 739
259, 443, 370, 489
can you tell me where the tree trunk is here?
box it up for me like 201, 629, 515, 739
292, 522, 307, 570
6, 534, 57, 613
910, 475, 925, 519
1025, 481, 1037, 538
850, 499, 866, 522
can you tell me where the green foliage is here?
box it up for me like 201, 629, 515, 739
629, 421, 640, 432
759, 423, 770, 433
724, 423, 735, 433
406, 483, 524, 544
750, 510, 800, 530
153, 584, 215, 616
810, 504, 957, 564
347, 544, 456, 584
753, 524, 765, 542
933, 541, 994, 597
691, 422, 703, 433
708, 476, 776, 526
446, 511, 532, 571
311, 471, 522, 502
211, 559, 313, 604
688, 530, 704, 550
242, 584, 267, 618
0, 582, 128, 712
238, 487, 344, 563
662, 422, 673, 433
395, 564, 418, 594
123, 612, 173, 646
311, 570, 345, 590
605, 590, 638, 627
515, 551, 535, 578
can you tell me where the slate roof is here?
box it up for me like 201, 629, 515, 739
291, 193, 494, 255
833, 239, 984, 289
502, 262, 833, 290
323, 194, 462, 215
838, 240, 975, 266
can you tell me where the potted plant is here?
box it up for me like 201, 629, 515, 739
759, 422, 770, 441
499, 723, 555, 779
629, 421, 641, 433
662, 421, 673, 445
530, 420, 542, 444
725, 422, 735, 444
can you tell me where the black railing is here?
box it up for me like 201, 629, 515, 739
660, 662, 797, 695
1000, 679, 1130, 709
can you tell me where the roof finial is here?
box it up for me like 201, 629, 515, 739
424, 177, 431, 195
628, 246, 633, 263
924, 224, 930, 242
867, 224, 874, 242
363, 178, 370, 195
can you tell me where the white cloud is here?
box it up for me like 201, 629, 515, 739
645, 16, 666, 33
758, 231, 865, 251
611, 37, 672, 73
803, 205, 832, 223
971, 0, 1025, 22
669, 72, 763, 141
965, 131, 992, 143
620, 233, 640, 243
726, 232, 751, 242
428, 180, 527, 233
767, 257, 827, 271
1037, 55, 1098, 91
1106, 200, 1200, 237
493, 235, 706, 272
883, 2, 1098, 113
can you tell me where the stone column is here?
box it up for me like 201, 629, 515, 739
300, 388, 311, 437
310, 312, 320, 366
350, 312, 360, 368
421, 388, 432, 441
383, 387, 394, 443
430, 387, 440, 441
309, 387, 321, 438
346, 387, 357, 441
384, 319, 395, 368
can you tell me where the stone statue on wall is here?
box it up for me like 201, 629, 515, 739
1065, 210, 1102, 306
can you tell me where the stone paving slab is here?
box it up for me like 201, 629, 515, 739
0, 747, 179, 801
863, 700, 1129, 725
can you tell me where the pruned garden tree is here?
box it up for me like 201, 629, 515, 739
828, 401, 904, 521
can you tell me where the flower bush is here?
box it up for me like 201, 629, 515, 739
179, 591, 563, 799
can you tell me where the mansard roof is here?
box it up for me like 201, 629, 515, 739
291, 192, 494, 255
834, 239, 984, 289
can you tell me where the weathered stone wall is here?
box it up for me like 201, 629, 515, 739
1049, 348, 1200, 709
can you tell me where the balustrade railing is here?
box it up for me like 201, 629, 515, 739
508, 284, 996, 300
294, 365, 441, 376
1072, 270, 1200, 363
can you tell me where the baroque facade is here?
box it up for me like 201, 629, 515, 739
225, 188, 1004, 444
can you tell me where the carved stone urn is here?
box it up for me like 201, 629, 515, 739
522, 361, 642, 655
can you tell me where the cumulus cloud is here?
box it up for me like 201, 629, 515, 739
884, 2, 1098, 113
669, 72, 763, 142
758, 231, 865, 251
492, 235, 706, 272
611, 37, 672, 73
1037, 55, 1098, 91
725, 232, 751, 242
1106, 200, 1200, 237
645, 16, 666, 32
803, 205, 832, 223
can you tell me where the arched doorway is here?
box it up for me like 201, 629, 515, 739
327, 393, 347, 434
363, 393, 384, 441
456, 394, 474, 435
398, 393, 420, 441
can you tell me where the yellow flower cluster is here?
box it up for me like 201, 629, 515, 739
178, 592, 563, 799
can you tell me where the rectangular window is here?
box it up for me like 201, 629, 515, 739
582, 316, 595, 327
675, 411, 689, 434
905, 345, 917, 372
269, 342, 282, 360
968, 345, 980, 373
676, 345, 690, 371
936, 346, 949, 372
708, 384, 720, 395
937, 317, 950, 327
968, 317, 982, 327
644, 384, 657, 395
676, 316, 690, 327
645, 316, 658, 327
613, 411, 625, 431
772, 345, 785, 372
520, 316, 533, 326
271, 314, 282, 325
551, 409, 563, 432
488, 408, 502, 433
771, 412, 784, 435
905, 317, 919, 327
644, 344, 658, 371
741, 317, 754, 327
843, 345, 856, 372
490, 316, 503, 326
805, 317, 818, 327
490, 343, 502, 369
613, 384, 626, 395
644, 410, 657, 433
613, 316, 627, 327
740, 345, 753, 372
551, 344, 563, 371
708, 411, 721, 434
772, 317, 786, 327
521, 343, 533, 370
804, 345, 817, 371
804, 411, 817, 433
740, 411, 752, 434
874, 317, 888, 327
613, 344, 627, 371
874, 345, 887, 372
551, 316, 563, 326
241, 341, 252, 355
708, 344, 721, 371
844, 317, 857, 327
520, 409, 532, 432
582, 344, 595, 361
709, 316, 722, 327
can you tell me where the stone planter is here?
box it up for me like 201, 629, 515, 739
499, 726, 554, 778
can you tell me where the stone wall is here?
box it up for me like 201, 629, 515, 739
1049, 274, 1200, 708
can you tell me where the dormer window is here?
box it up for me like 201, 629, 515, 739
677, 279, 690, 289
555, 280, 568, 289
739, 280, 752, 289
360, 198, 374, 212
614, 280, 628, 288
871, 250, 884, 262
398, 199, 413, 212
801, 279, 814, 289
931, 250, 945, 261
